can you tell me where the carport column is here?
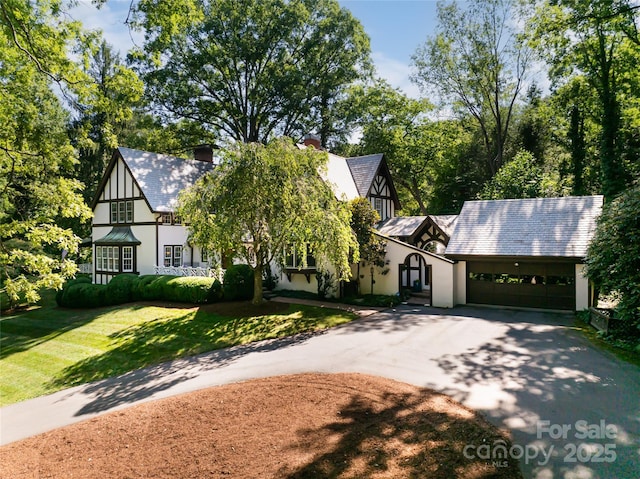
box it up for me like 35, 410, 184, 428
575, 264, 589, 311
454, 261, 467, 306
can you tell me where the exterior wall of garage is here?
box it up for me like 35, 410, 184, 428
575, 264, 589, 311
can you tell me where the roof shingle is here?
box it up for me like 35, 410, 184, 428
346, 154, 384, 197
445, 196, 604, 258
118, 147, 215, 213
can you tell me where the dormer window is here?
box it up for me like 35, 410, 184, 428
111, 200, 133, 224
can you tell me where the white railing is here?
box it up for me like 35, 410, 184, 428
78, 263, 93, 274
154, 265, 225, 282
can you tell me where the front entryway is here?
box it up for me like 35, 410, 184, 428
399, 253, 432, 305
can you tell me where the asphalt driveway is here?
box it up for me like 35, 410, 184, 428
1, 305, 639, 478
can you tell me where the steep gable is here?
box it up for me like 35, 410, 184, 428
346, 154, 384, 197
93, 147, 215, 213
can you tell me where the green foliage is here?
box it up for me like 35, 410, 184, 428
178, 138, 358, 304
57, 274, 217, 307
60, 283, 107, 309
132, 0, 371, 145
0, 0, 94, 307
70, 41, 143, 208
350, 198, 388, 294
528, 0, 638, 199
346, 80, 436, 214
208, 279, 223, 303
55, 276, 91, 306
316, 270, 337, 300
163, 277, 215, 304
479, 150, 545, 200
412, 0, 529, 176
586, 185, 640, 341
343, 294, 401, 308
105, 274, 140, 305
223, 265, 254, 301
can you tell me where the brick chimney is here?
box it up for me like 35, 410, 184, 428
194, 144, 214, 162
303, 133, 321, 150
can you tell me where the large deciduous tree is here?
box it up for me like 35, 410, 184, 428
70, 40, 143, 205
411, 0, 530, 177
529, 0, 639, 200
347, 80, 459, 215
132, 0, 371, 146
0, 0, 92, 307
177, 138, 358, 305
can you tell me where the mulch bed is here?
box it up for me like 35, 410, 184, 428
1, 373, 522, 478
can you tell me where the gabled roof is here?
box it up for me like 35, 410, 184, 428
93, 147, 215, 213
346, 154, 384, 197
377, 214, 459, 241
322, 153, 360, 200
377, 216, 427, 237
429, 215, 458, 238
445, 195, 604, 258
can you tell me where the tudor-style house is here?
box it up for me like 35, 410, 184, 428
91, 146, 214, 284
89, 135, 602, 311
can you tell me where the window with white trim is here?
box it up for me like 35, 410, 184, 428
373, 197, 383, 219
164, 245, 182, 267
96, 246, 120, 272
111, 200, 133, 224
122, 246, 133, 272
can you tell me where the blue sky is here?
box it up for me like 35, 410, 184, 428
71, 0, 441, 98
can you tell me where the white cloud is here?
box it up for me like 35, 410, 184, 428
371, 51, 421, 99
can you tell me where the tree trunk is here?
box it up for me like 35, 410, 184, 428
252, 263, 264, 305
569, 105, 586, 196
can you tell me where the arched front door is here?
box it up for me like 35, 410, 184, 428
399, 253, 432, 305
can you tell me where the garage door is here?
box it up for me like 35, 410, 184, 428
467, 261, 575, 310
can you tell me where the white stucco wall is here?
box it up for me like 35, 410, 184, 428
157, 225, 190, 266
94, 203, 110, 224
454, 260, 467, 306
133, 224, 158, 275
276, 267, 320, 295
372, 234, 456, 308
575, 263, 590, 311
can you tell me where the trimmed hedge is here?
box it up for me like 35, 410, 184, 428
106, 274, 139, 305
56, 276, 92, 307
223, 264, 254, 301
57, 274, 225, 308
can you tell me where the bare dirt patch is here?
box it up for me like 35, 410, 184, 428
1, 373, 522, 478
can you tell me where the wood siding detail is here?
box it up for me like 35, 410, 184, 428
369, 174, 394, 221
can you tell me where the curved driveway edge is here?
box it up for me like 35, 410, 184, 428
2, 305, 639, 479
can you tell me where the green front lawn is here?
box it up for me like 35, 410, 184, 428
0, 294, 356, 407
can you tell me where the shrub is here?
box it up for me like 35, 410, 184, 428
142, 275, 174, 301
59, 283, 107, 308
223, 264, 254, 301
132, 275, 160, 301
586, 185, 640, 342
105, 274, 140, 305
163, 277, 215, 304
56, 276, 92, 307
208, 279, 223, 302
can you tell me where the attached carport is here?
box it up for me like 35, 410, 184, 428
445, 196, 604, 311
465, 259, 576, 310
